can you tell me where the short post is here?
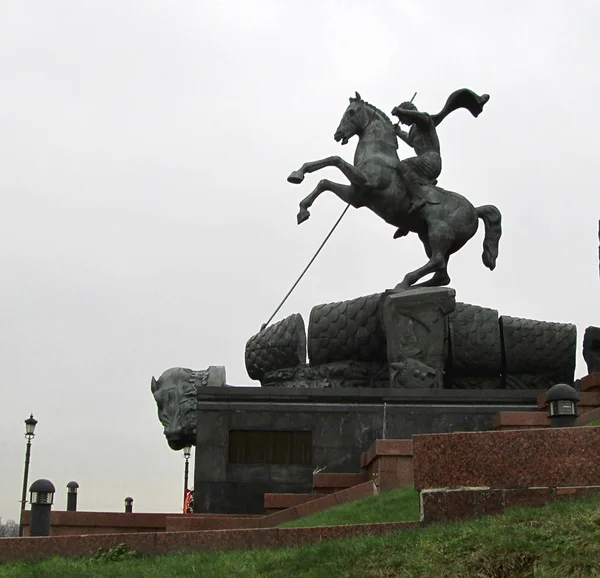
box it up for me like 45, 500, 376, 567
66, 481, 79, 512
29, 479, 55, 537
124, 497, 134, 513
546, 383, 579, 428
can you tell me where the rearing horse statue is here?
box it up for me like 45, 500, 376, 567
287, 91, 502, 290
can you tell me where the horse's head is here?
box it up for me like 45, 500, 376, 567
334, 91, 372, 145
151, 367, 197, 450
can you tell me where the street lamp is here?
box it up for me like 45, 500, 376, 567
183, 445, 191, 513
18, 414, 37, 537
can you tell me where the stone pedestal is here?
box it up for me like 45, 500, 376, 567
383, 287, 456, 388
195, 386, 539, 513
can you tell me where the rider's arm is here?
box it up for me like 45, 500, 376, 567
394, 125, 410, 144
397, 109, 430, 128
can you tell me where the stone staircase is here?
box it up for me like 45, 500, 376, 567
168, 441, 415, 532
167, 476, 377, 531
262, 472, 369, 515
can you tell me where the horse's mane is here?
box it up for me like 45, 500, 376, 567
351, 97, 394, 130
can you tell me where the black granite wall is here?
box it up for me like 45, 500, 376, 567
194, 387, 541, 514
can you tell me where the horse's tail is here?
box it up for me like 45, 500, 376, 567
476, 205, 502, 270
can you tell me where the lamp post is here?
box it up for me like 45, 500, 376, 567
183, 445, 191, 513
18, 414, 37, 537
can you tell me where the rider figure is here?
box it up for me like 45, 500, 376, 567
392, 101, 442, 215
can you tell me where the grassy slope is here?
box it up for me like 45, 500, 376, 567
280, 485, 419, 528
4, 492, 600, 577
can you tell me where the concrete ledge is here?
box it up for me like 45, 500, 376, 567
0, 521, 418, 562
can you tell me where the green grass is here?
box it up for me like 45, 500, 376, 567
280, 484, 419, 527
4, 492, 600, 577
584, 418, 600, 426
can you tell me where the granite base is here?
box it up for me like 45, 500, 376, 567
195, 386, 541, 513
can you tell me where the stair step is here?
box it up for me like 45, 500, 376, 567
313, 472, 369, 493
581, 373, 600, 393
577, 406, 600, 426
264, 493, 317, 513
538, 391, 600, 413
493, 411, 549, 430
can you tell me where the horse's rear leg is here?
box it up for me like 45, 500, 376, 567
395, 223, 454, 289
409, 267, 451, 289
395, 253, 447, 290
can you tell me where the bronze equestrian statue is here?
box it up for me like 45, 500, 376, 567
287, 89, 502, 290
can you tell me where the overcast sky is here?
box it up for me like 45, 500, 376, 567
1, 0, 599, 522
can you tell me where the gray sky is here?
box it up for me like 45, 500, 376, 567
1, 0, 599, 521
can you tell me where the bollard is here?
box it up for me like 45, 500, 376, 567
29, 479, 55, 536
547, 383, 579, 428
66, 481, 79, 512
125, 497, 133, 513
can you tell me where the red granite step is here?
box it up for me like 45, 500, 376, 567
538, 390, 600, 413
312, 472, 369, 494
421, 485, 600, 524
361, 439, 413, 468
264, 493, 317, 514
577, 407, 600, 426
361, 439, 414, 491
0, 519, 419, 563
581, 373, 600, 393
492, 411, 549, 430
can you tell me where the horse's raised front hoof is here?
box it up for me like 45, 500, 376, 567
297, 209, 311, 225
287, 170, 304, 185
393, 227, 409, 239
